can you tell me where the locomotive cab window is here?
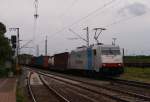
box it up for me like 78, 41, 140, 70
101, 47, 120, 55
93, 49, 96, 56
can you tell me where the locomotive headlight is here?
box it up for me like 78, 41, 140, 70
102, 64, 106, 67
118, 63, 122, 66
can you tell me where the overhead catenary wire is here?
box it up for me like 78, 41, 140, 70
104, 10, 150, 28
68, 28, 87, 42
20, 40, 33, 49
35, 0, 116, 53
59, 0, 79, 18
37, 1, 149, 43
35, 0, 150, 55
68, 0, 116, 27
50, 0, 150, 40
48, 0, 116, 39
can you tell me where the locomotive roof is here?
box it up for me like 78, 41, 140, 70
72, 44, 120, 52
93, 44, 119, 47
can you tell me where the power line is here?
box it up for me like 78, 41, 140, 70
48, 0, 116, 39
68, 28, 87, 42
59, 0, 79, 18
69, 0, 116, 27
82, 0, 121, 23
45, 36, 47, 56
105, 11, 150, 28
20, 40, 33, 49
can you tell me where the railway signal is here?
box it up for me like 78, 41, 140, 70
10, 28, 20, 74
11, 35, 17, 48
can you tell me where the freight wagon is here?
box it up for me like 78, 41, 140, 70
31, 56, 50, 69
19, 54, 33, 65
49, 52, 69, 70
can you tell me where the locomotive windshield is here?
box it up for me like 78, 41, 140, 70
101, 47, 120, 55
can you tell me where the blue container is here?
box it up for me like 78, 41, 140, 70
35, 56, 43, 67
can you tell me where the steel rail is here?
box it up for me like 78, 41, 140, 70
27, 72, 37, 102
109, 78, 150, 89
24, 67, 150, 89
39, 75, 70, 102
25, 67, 150, 101
27, 71, 70, 102
37, 72, 131, 102
57, 75, 150, 101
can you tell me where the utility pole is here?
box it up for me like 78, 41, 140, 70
36, 45, 39, 56
122, 48, 125, 62
17, 28, 20, 56
112, 38, 117, 46
34, 0, 39, 19
83, 27, 90, 47
45, 36, 47, 56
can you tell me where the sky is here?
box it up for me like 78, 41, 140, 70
0, 0, 150, 56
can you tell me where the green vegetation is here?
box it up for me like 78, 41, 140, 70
120, 67, 150, 83
124, 56, 150, 63
0, 66, 9, 77
0, 22, 12, 65
0, 22, 13, 77
16, 86, 26, 102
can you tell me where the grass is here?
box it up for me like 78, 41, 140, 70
119, 67, 150, 83
124, 56, 150, 63
16, 84, 27, 102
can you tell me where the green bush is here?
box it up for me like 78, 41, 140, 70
120, 67, 150, 83
0, 67, 9, 77
16, 88, 24, 102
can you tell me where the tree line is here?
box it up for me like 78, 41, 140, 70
0, 22, 12, 65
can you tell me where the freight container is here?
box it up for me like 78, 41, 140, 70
48, 56, 54, 67
54, 52, 69, 70
30, 57, 36, 66
35, 56, 43, 67
18, 54, 33, 65
34, 56, 49, 69
43, 56, 50, 68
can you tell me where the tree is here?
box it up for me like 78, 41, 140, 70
0, 22, 12, 65
0, 22, 6, 35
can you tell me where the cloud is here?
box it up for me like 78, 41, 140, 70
118, 2, 148, 16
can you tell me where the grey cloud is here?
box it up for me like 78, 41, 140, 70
118, 2, 148, 16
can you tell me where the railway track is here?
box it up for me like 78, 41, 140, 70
25, 67, 150, 102
27, 72, 36, 102
39, 72, 150, 102
27, 71, 69, 102
27, 67, 150, 89
109, 78, 150, 89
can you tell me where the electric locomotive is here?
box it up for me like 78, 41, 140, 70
68, 44, 124, 75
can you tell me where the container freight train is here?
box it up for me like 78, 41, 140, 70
22, 44, 124, 76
